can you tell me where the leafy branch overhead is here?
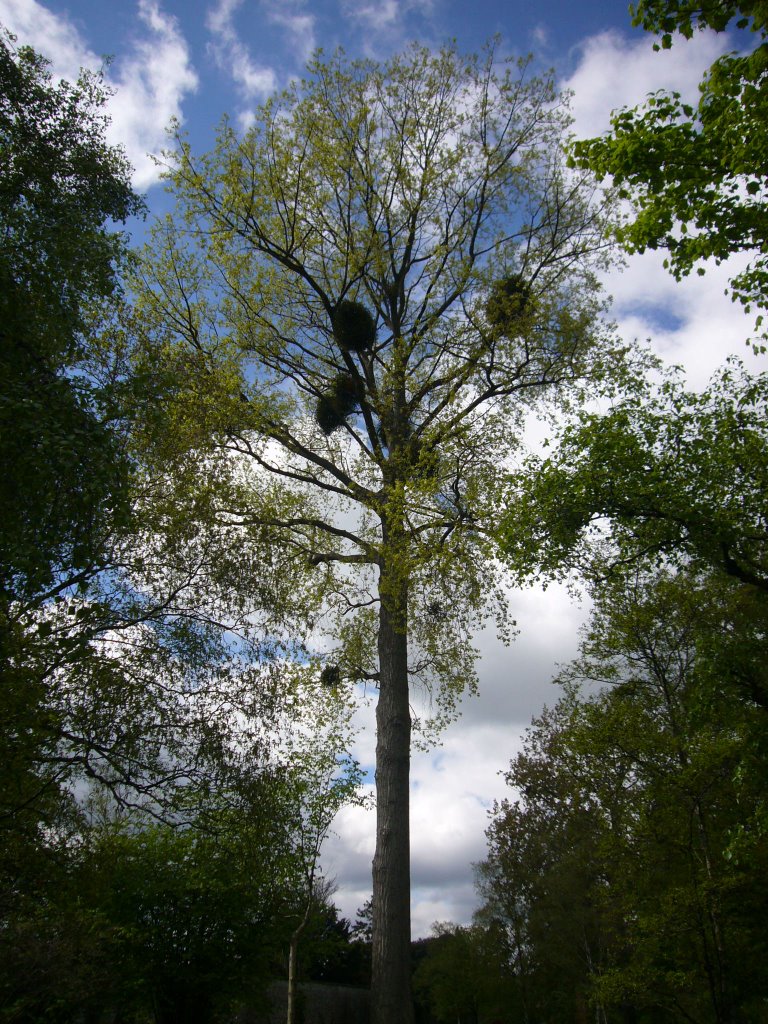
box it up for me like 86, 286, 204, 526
500, 360, 768, 594
570, 0, 768, 342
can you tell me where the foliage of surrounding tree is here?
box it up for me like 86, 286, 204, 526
0, 27, 151, 936
500, 360, 768, 610
0, 19, 332, 859
493, 8, 768, 1010
0, 431, 315, 910
298, 902, 368, 987
130, 42, 622, 1021
412, 921, 514, 1024
0, 797, 291, 1023
0, 682, 362, 1024
569, 0, 768, 340
476, 567, 768, 1023
0, 28, 142, 600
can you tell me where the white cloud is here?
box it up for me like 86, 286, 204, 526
464, 584, 588, 726
263, 0, 316, 64
325, 720, 531, 936
206, 0, 277, 101
531, 24, 549, 49
605, 250, 762, 389
323, 582, 588, 936
0, 0, 88, 80
0, 0, 198, 190
107, 0, 198, 189
565, 29, 728, 139
346, 0, 401, 31
338, 0, 436, 52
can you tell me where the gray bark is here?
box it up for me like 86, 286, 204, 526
287, 912, 308, 1024
371, 545, 414, 1024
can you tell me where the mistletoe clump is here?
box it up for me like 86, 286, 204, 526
486, 274, 531, 335
315, 372, 364, 434
320, 664, 341, 689
332, 300, 376, 352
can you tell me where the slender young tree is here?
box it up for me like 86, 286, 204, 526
131, 43, 620, 1022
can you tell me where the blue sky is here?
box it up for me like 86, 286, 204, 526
0, 0, 653, 189
2, 0, 762, 936
73, 0, 642, 83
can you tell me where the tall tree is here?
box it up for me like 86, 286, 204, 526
284, 748, 363, 1024
132, 43, 620, 1021
569, 0, 768, 342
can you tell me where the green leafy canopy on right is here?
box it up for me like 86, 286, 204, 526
478, 565, 768, 1021
570, 1, 768, 345
500, 359, 768, 601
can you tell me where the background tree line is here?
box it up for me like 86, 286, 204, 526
413, 559, 767, 1023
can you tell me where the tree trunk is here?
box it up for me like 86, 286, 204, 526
287, 898, 312, 1024
371, 548, 414, 1024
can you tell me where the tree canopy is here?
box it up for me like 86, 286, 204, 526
500, 360, 768, 603
477, 565, 768, 1022
0, 28, 143, 600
